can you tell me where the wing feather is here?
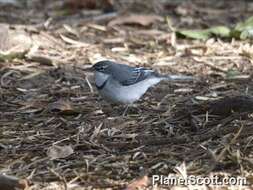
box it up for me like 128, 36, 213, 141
107, 63, 157, 86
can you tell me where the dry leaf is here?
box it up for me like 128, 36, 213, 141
26, 54, 54, 66
87, 24, 107, 31
125, 176, 149, 190
102, 37, 124, 44
63, 24, 79, 38
47, 145, 74, 160
60, 34, 89, 47
108, 14, 163, 27
48, 100, 76, 115
135, 29, 165, 37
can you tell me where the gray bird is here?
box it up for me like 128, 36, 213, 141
92, 60, 194, 105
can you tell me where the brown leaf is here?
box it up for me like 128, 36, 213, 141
60, 34, 89, 47
47, 145, 74, 160
108, 14, 163, 27
125, 176, 149, 190
63, 24, 80, 38
48, 100, 76, 115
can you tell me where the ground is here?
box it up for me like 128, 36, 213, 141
0, 0, 252, 189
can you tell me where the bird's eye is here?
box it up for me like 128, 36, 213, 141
98, 66, 105, 71
98, 65, 108, 71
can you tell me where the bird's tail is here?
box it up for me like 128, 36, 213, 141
160, 74, 195, 81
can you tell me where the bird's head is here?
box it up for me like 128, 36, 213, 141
92, 60, 112, 73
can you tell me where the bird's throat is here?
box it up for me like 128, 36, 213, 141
95, 72, 110, 89
96, 78, 108, 89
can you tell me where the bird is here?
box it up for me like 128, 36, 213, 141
92, 60, 194, 107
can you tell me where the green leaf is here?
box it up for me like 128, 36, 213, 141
239, 28, 253, 39
230, 29, 241, 39
226, 69, 240, 79
177, 26, 231, 40
208, 26, 231, 38
0, 51, 27, 62
233, 16, 253, 39
176, 29, 211, 40
235, 16, 253, 32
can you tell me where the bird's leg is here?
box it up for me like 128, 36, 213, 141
122, 105, 130, 116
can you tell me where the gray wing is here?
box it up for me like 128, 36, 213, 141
108, 63, 158, 86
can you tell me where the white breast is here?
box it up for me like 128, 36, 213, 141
98, 76, 162, 104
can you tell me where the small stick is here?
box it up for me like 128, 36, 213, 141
85, 76, 94, 93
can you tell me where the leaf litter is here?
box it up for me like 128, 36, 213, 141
0, 0, 253, 189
